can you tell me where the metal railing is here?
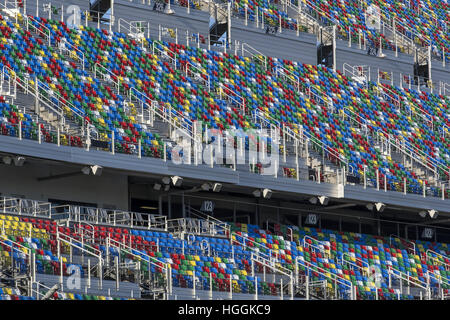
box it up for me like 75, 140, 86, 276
426, 250, 450, 271
390, 234, 416, 255
118, 18, 150, 39
65, 204, 168, 231
295, 256, 354, 300
0, 197, 52, 218
57, 38, 86, 71
387, 265, 430, 298
241, 43, 267, 71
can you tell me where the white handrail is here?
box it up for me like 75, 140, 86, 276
118, 18, 150, 39
302, 235, 328, 253
26, 15, 52, 47
186, 206, 230, 237
427, 270, 450, 288
232, 231, 274, 263
388, 265, 429, 290
93, 62, 120, 94
274, 64, 300, 92
58, 38, 85, 71
57, 232, 103, 260
106, 236, 168, 272
218, 83, 246, 115
152, 41, 177, 69
389, 234, 416, 255
0, 235, 31, 257
426, 249, 450, 271
241, 42, 267, 70
183, 60, 211, 92
295, 256, 354, 299
255, 110, 349, 168
339, 252, 370, 278
250, 251, 292, 279
129, 86, 195, 142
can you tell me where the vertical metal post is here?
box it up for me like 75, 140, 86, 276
332, 25, 336, 71
359, 30, 361, 49
305, 275, 309, 300
423, 181, 426, 197
376, 169, 380, 190
280, 278, 283, 300
111, 130, 115, 154
261, 8, 264, 29
245, 5, 247, 26
209, 272, 213, 299
404, 177, 407, 194
88, 259, 91, 288
388, 269, 391, 288
443, 47, 445, 68
279, 14, 282, 33
192, 272, 196, 298
99, 257, 103, 290
227, 2, 231, 49
115, 256, 119, 290
348, 26, 351, 47
363, 166, 367, 188
138, 139, 141, 158
59, 258, 63, 286
256, 6, 259, 28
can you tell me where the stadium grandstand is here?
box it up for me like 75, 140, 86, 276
0, 0, 448, 301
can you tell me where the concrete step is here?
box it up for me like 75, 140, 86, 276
34, 273, 141, 299
168, 286, 306, 300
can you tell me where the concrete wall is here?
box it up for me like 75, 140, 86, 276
0, 160, 128, 209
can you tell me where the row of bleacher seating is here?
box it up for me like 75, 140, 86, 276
2, 203, 449, 299
0, 13, 448, 198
